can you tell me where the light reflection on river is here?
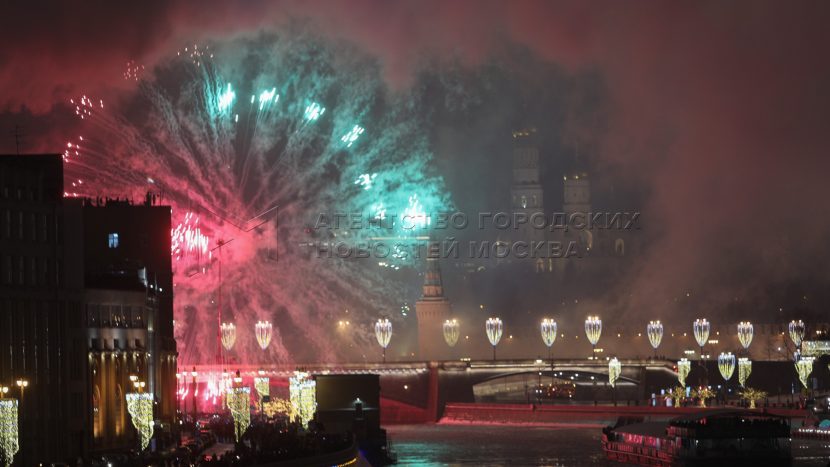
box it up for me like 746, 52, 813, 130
386, 424, 830, 467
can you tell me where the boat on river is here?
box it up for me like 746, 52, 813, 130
601, 409, 792, 466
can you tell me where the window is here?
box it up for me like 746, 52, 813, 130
108, 232, 119, 248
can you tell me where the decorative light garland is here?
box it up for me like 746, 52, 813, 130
126, 393, 154, 451
0, 399, 18, 467
226, 387, 251, 442
263, 398, 293, 419
738, 387, 767, 409
608, 358, 622, 388
795, 356, 814, 389
738, 358, 752, 387
443, 319, 460, 347
677, 358, 691, 387
254, 377, 270, 403
289, 372, 316, 428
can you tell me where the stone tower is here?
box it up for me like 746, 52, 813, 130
510, 128, 545, 244
563, 172, 591, 215
415, 248, 451, 361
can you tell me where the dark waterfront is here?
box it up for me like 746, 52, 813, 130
387, 424, 830, 466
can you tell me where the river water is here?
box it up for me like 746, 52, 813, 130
386, 424, 830, 466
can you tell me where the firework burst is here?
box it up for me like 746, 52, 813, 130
63, 32, 450, 364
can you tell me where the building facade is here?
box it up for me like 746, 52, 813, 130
0, 154, 176, 464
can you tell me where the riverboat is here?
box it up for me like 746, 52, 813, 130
601, 409, 791, 466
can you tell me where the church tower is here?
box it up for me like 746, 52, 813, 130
415, 246, 451, 361
510, 128, 545, 243
563, 171, 591, 215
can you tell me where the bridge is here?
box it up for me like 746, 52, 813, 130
183, 359, 681, 421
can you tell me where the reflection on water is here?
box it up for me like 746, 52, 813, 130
387, 424, 609, 466
386, 424, 830, 467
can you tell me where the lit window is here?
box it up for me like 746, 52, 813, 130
108, 233, 119, 248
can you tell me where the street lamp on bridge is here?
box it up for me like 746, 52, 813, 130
647, 321, 663, 360
540, 318, 557, 369
375, 318, 392, 363
584, 316, 602, 360
693, 318, 710, 382
485, 317, 503, 361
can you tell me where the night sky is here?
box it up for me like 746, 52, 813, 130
2, 0, 830, 329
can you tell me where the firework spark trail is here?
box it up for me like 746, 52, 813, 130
62, 32, 450, 364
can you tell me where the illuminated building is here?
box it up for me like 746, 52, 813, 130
81, 189, 177, 452
0, 154, 176, 462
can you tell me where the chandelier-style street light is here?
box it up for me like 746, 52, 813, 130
443, 319, 460, 347
647, 321, 663, 359
795, 356, 814, 389
584, 316, 602, 359
737, 321, 754, 350
485, 317, 503, 361
718, 352, 736, 381
738, 358, 752, 387
375, 318, 392, 363
693, 318, 710, 349
677, 358, 691, 387
789, 320, 805, 350
255, 321, 273, 350
608, 357, 622, 388
220, 322, 236, 351
540, 318, 558, 363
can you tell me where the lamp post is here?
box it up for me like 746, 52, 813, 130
584, 316, 602, 359
540, 319, 557, 370
737, 321, 754, 352
693, 319, 710, 383
175, 372, 181, 424
255, 321, 273, 351
375, 318, 392, 363
788, 320, 805, 352
221, 322, 237, 351
15, 379, 27, 467
485, 318, 503, 361
609, 358, 622, 406
443, 319, 460, 348
647, 321, 663, 360
190, 368, 198, 422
